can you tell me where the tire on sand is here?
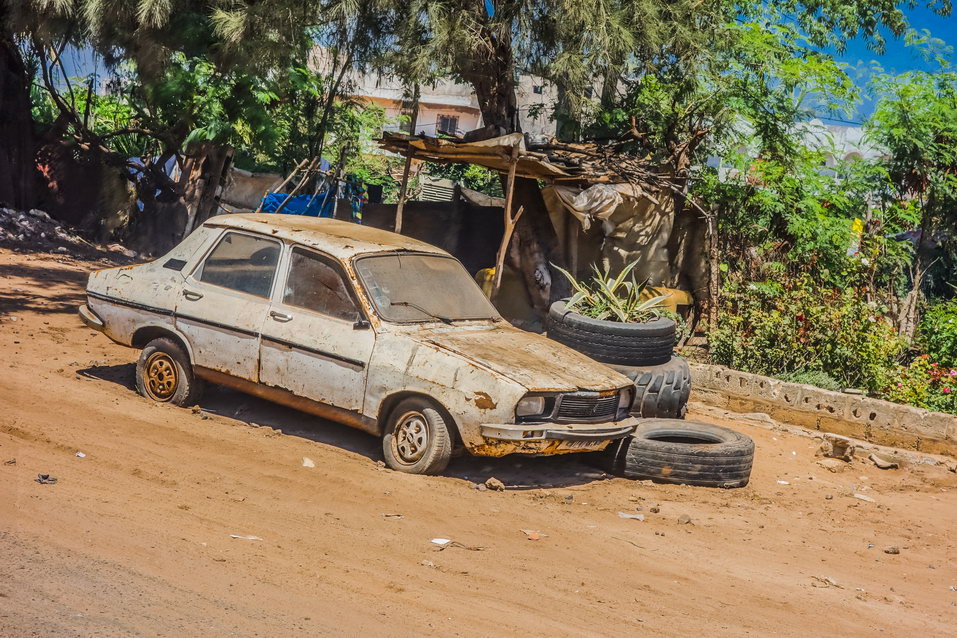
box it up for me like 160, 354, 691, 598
382, 397, 454, 475
135, 337, 204, 407
594, 419, 754, 488
612, 355, 691, 419
547, 299, 675, 366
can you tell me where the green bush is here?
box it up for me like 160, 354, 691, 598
918, 300, 957, 369
775, 370, 843, 392
709, 274, 904, 393
882, 355, 957, 415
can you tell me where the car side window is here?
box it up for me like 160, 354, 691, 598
196, 231, 281, 298
283, 247, 358, 321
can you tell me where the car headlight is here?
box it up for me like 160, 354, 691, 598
516, 396, 546, 417
618, 388, 633, 412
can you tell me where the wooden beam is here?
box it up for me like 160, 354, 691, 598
273, 157, 318, 215
492, 145, 521, 295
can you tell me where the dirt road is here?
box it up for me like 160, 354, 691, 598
2, 250, 956, 637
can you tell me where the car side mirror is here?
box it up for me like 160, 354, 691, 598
353, 317, 371, 330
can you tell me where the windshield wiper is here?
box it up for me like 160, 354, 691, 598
390, 300, 454, 324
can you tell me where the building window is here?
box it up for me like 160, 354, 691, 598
437, 115, 459, 135
533, 85, 543, 95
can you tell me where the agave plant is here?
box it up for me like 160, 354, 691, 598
554, 260, 669, 323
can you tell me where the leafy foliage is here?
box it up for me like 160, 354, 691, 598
883, 355, 957, 414
918, 299, 957, 369
709, 272, 905, 393
554, 260, 668, 323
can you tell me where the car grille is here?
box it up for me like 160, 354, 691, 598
556, 394, 618, 421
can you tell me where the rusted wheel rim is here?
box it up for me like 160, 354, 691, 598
392, 411, 429, 464
144, 352, 178, 401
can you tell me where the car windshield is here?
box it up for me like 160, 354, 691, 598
354, 253, 501, 323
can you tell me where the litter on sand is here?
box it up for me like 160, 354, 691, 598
431, 538, 485, 551
618, 512, 645, 521
35, 474, 57, 484
777, 480, 790, 485
853, 493, 876, 503
229, 534, 263, 541
381, 513, 404, 519
521, 529, 547, 540
431, 538, 451, 545
302, 457, 316, 468
75, 452, 86, 458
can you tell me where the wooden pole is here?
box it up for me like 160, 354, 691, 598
492, 145, 521, 294
255, 158, 307, 214
273, 157, 318, 215
394, 152, 413, 233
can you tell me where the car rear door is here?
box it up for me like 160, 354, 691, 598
176, 230, 280, 381
258, 245, 374, 411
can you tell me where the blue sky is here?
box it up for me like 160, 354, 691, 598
822, 3, 955, 122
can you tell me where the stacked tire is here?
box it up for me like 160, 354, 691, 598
547, 299, 688, 419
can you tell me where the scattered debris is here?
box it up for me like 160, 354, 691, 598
521, 529, 543, 541
3, 458, 15, 465
35, 474, 57, 485
618, 512, 645, 521
431, 538, 452, 546
655, 531, 665, 536
302, 457, 315, 468
817, 435, 856, 462
853, 493, 876, 503
421, 560, 436, 568
229, 534, 262, 541
470, 482, 488, 491
432, 539, 484, 551
825, 494, 834, 500
677, 514, 692, 525
381, 513, 404, 519
649, 506, 660, 513
811, 576, 843, 589
945, 459, 957, 473
485, 477, 506, 491
869, 453, 900, 470
75, 452, 86, 458
884, 546, 900, 555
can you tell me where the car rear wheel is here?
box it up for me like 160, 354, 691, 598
382, 397, 453, 475
135, 337, 204, 407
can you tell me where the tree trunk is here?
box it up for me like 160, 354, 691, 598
464, 34, 565, 321
182, 142, 234, 237
0, 26, 37, 209
898, 200, 936, 341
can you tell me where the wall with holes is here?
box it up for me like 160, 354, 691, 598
689, 363, 957, 458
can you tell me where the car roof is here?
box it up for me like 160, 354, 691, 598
203, 214, 449, 259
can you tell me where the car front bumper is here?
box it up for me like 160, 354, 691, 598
471, 418, 637, 457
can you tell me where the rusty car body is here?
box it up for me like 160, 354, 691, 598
79, 214, 638, 473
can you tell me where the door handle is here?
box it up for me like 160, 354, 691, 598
182, 289, 204, 301
270, 310, 293, 322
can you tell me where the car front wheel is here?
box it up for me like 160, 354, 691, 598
135, 337, 204, 407
381, 397, 453, 475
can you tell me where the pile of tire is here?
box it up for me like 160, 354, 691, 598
547, 299, 689, 419
547, 299, 755, 487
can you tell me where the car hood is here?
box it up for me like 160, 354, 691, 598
412, 324, 630, 392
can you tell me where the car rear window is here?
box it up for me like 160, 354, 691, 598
197, 231, 281, 298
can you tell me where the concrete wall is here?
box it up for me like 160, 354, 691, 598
690, 363, 957, 457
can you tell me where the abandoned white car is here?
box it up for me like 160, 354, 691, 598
79, 214, 638, 474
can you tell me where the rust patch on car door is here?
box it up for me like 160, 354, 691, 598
471, 392, 497, 410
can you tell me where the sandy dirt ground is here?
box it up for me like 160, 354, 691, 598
2, 249, 957, 637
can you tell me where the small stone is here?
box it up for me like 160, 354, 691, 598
650, 506, 660, 513
884, 546, 900, 555
869, 453, 899, 470
825, 494, 833, 500
677, 514, 692, 525
563, 494, 574, 503
476, 483, 488, 492
817, 436, 855, 462
485, 477, 505, 491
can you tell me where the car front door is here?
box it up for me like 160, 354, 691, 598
176, 230, 280, 381
258, 245, 374, 412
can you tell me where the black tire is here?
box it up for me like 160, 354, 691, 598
547, 299, 675, 366
135, 337, 204, 407
613, 356, 691, 419
597, 419, 754, 488
381, 397, 453, 475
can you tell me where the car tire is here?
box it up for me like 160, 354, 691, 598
135, 337, 204, 407
595, 419, 754, 488
381, 397, 454, 475
546, 299, 675, 366
612, 356, 691, 419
